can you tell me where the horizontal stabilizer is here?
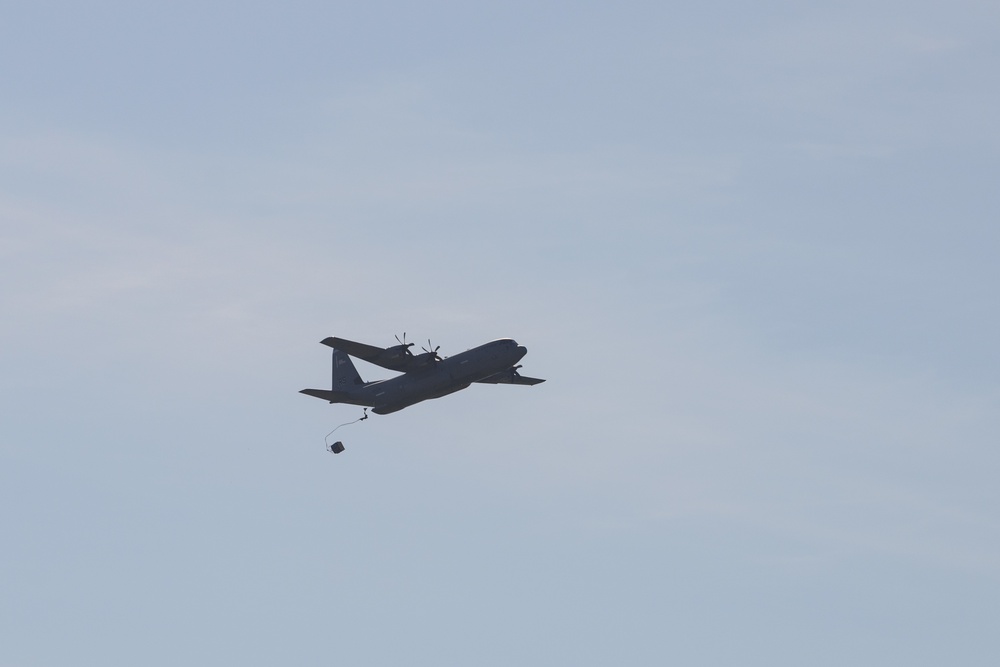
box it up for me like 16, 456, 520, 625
300, 388, 353, 403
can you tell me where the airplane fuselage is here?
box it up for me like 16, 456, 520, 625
358, 339, 527, 414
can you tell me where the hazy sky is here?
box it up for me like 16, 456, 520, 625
2, 2, 999, 665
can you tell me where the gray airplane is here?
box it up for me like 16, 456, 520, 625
300, 335, 544, 415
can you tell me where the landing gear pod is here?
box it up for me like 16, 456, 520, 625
329, 441, 345, 454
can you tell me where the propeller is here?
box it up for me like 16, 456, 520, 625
394, 332, 414, 356
422, 339, 442, 361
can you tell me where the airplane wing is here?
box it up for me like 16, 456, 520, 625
322, 337, 384, 361
321, 336, 417, 372
474, 367, 546, 386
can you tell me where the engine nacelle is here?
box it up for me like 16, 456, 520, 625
409, 352, 438, 369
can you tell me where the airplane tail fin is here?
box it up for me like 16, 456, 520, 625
332, 348, 365, 389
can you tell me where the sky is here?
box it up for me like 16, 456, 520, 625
2, 1, 999, 665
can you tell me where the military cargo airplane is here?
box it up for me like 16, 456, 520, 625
300, 334, 544, 415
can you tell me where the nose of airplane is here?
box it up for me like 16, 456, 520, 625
515, 345, 527, 360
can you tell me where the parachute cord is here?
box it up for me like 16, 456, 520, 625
325, 408, 369, 449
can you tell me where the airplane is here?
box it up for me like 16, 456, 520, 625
300, 334, 544, 416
